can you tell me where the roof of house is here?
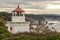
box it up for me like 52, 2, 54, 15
12, 5, 24, 12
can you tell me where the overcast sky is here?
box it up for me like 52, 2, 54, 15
0, 0, 60, 14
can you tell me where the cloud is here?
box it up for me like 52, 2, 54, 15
46, 4, 60, 9
35, 0, 59, 1
24, 9, 60, 14
0, 0, 60, 14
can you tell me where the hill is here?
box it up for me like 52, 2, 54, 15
25, 14, 60, 21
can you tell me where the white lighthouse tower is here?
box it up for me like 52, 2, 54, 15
12, 5, 25, 22
6, 5, 30, 34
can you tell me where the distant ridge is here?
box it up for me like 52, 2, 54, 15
25, 14, 60, 21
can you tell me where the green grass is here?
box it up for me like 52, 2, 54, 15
0, 26, 60, 40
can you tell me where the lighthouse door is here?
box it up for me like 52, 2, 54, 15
10, 27, 13, 32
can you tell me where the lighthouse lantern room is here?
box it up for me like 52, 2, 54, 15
12, 5, 25, 22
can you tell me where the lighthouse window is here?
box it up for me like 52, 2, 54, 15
12, 12, 16, 16
17, 12, 19, 16
16, 12, 23, 16
12, 12, 14, 16
20, 12, 23, 16
20, 13, 23, 16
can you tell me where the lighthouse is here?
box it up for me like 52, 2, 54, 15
12, 5, 25, 22
6, 5, 30, 34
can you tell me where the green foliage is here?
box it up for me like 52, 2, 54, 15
0, 26, 12, 40
0, 12, 12, 21
0, 12, 11, 26
1, 33, 60, 40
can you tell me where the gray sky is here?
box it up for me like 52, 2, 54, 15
0, 0, 60, 14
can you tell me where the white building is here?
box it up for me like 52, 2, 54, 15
6, 5, 30, 34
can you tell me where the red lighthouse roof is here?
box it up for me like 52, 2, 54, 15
12, 5, 24, 12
